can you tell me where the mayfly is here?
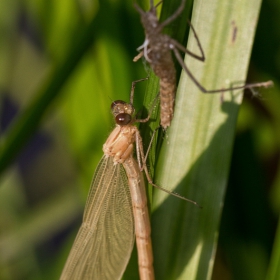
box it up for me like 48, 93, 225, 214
60, 78, 198, 280
134, 0, 273, 129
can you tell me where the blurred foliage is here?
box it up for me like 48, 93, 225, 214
0, 0, 279, 279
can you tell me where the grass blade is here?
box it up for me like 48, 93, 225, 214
151, 0, 264, 279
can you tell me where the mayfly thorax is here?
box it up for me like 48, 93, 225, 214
134, 0, 273, 129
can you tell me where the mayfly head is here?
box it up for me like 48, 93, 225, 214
111, 100, 135, 126
134, 3, 161, 32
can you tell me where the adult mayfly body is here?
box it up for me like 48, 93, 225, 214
134, 0, 273, 129
60, 78, 198, 280
59, 79, 154, 280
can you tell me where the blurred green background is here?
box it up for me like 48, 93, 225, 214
0, 0, 279, 279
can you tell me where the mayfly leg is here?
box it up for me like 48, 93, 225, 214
134, 127, 201, 207
129, 77, 149, 106
172, 44, 273, 94
134, 0, 273, 129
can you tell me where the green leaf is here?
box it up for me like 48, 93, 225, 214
148, 0, 265, 279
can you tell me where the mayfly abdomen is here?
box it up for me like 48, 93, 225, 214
153, 55, 177, 129
123, 157, 154, 280
159, 77, 176, 129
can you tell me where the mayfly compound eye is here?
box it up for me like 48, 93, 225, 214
115, 113, 132, 126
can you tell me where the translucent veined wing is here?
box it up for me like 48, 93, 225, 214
60, 155, 134, 280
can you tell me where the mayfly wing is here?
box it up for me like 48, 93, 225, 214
60, 155, 134, 280
134, 0, 273, 129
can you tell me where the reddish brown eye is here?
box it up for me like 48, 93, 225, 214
111, 100, 125, 110
115, 113, 131, 125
